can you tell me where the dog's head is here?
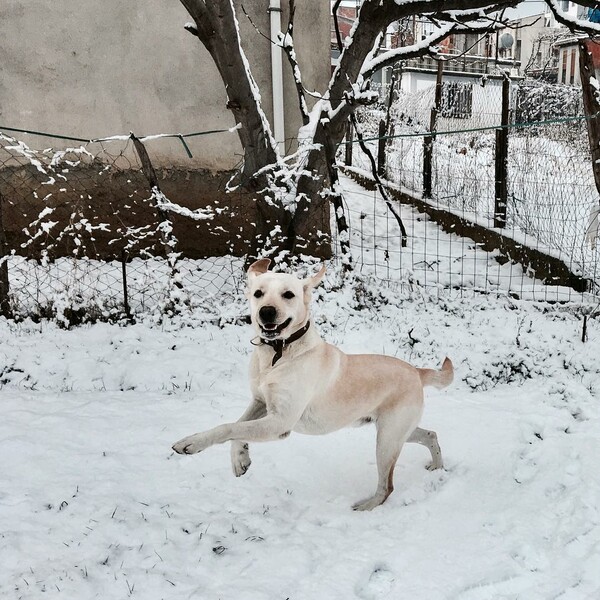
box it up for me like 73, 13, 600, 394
246, 259, 326, 340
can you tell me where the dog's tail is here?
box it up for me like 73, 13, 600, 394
418, 357, 454, 390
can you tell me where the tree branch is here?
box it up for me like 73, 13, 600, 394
332, 0, 344, 52
280, 0, 310, 126
546, 0, 600, 34
351, 115, 408, 247
179, 0, 280, 190
361, 23, 456, 80
180, 0, 213, 43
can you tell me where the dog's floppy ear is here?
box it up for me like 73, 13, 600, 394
247, 258, 271, 280
303, 263, 326, 291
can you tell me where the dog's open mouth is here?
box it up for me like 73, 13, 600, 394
260, 317, 292, 339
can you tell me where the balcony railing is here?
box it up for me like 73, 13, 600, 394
402, 53, 518, 75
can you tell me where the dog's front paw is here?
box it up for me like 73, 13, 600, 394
231, 442, 251, 477
172, 433, 210, 455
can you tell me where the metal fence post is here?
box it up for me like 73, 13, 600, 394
121, 249, 132, 321
130, 133, 185, 310
423, 60, 443, 198
0, 190, 10, 318
494, 74, 510, 228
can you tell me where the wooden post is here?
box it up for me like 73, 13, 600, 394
423, 60, 443, 198
384, 67, 400, 133
494, 129, 508, 228
324, 123, 352, 269
494, 74, 510, 228
344, 119, 353, 166
377, 67, 400, 179
0, 190, 10, 318
377, 119, 386, 177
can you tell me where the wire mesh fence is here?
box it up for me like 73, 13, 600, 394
334, 173, 545, 298
0, 131, 254, 323
347, 77, 600, 303
2, 75, 600, 328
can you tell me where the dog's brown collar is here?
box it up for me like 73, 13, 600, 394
259, 320, 311, 366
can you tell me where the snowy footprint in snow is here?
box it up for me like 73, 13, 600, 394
355, 565, 395, 599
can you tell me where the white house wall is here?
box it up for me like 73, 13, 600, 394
400, 71, 505, 130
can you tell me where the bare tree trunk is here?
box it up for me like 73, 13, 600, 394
293, 0, 438, 254
579, 38, 600, 253
179, 0, 524, 260
579, 39, 600, 191
181, 0, 279, 190
181, 0, 293, 261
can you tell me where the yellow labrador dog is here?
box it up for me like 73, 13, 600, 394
173, 259, 453, 510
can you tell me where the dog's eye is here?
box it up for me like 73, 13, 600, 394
253, 290, 263, 299
282, 291, 295, 300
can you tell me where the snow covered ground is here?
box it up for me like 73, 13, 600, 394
2, 281, 600, 599
337, 174, 596, 302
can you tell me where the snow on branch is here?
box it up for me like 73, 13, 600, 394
227, 0, 280, 159
151, 188, 213, 221
546, 0, 600, 34
361, 23, 456, 80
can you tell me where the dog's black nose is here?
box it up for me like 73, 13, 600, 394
259, 305, 277, 323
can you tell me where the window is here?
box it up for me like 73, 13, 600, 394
570, 48, 577, 84
440, 82, 473, 119
561, 50, 568, 83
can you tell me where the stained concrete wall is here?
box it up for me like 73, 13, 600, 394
0, 0, 331, 169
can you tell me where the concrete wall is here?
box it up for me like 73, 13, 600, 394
0, 0, 331, 169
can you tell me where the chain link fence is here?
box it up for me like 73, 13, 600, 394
0, 131, 261, 324
348, 77, 600, 302
2, 76, 600, 327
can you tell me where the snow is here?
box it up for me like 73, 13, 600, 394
350, 104, 600, 290
336, 173, 595, 302
2, 149, 600, 598
2, 282, 600, 599
150, 187, 213, 221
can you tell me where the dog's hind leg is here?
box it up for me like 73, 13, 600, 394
352, 407, 418, 511
230, 398, 266, 477
407, 426, 443, 471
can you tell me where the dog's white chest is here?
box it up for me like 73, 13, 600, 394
293, 403, 340, 435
